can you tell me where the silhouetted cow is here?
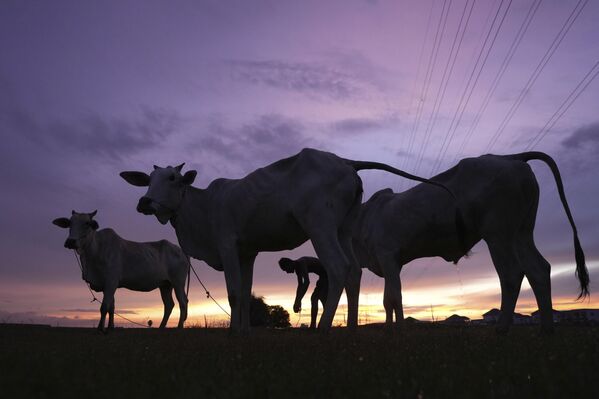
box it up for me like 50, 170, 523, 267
53, 210, 189, 331
352, 152, 588, 334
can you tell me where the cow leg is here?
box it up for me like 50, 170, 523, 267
309, 229, 349, 332
319, 292, 327, 325
220, 244, 243, 333
173, 284, 188, 329
98, 287, 116, 332
240, 256, 256, 335
378, 251, 403, 329
304, 223, 349, 331
310, 287, 320, 329
518, 239, 554, 334
108, 301, 115, 330
340, 236, 362, 330
339, 195, 362, 330
97, 301, 106, 331
159, 286, 175, 328
487, 240, 524, 334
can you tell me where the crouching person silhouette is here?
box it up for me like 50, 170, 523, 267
279, 257, 328, 329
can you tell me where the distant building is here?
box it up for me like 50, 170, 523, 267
513, 312, 532, 325
531, 309, 562, 323
480, 308, 599, 325
443, 314, 470, 325
469, 319, 486, 325
544, 309, 599, 325
482, 309, 531, 325
482, 308, 501, 324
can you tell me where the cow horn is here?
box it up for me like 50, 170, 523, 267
89, 210, 97, 218
153, 165, 159, 170
71, 210, 76, 215
175, 163, 185, 172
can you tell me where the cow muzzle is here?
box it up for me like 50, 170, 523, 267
64, 238, 78, 249
137, 196, 157, 215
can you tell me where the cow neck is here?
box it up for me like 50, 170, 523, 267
170, 185, 210, 248
77, 230, 99, 281
171, 185, 198, 227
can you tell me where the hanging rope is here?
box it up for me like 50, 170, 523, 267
187, 260, 231, 318
72, 251, 149, 328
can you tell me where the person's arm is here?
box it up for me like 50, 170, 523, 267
293, 270, 310, 313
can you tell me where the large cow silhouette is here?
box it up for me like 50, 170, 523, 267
121, 148, 458, 333
353, 152, 588, 333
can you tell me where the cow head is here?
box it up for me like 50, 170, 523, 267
52, 210, 99, 250
278, 257, 296, 274
119, 163, 197, 225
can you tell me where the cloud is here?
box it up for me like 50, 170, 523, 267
330, 113, 401, 135
226, 59, 368, 100
331, 118, 383, 134
322, 48, 395, 93
61, 308, 138, 314
561, 122, 599, 149
194, 113, 318, 176
0, 310, 95, 327
17, 106, 182, 161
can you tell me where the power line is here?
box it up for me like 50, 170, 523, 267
407, 0, 452, 175
401, 0, 449, 189
525, 59, 599, 150
484, 0, 589, 153
429, 0, 509, 175
400, 0, 437, 187
412, 0, 474, 175
454, 0, 542, 161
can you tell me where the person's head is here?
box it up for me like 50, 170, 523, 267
278, 257, 296, 273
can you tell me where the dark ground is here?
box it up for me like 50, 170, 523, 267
1, 323, 598, 398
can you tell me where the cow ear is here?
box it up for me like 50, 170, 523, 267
120, 171, 150, 187
90, 220, 99, 230
174, 163, 185, 173
52, 218, 71, 228
181, 170, 197, 185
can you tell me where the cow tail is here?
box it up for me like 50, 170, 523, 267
345, 159, 468, 258
505, 151, 589, 299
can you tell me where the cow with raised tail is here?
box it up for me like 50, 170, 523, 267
52, 210, 190, 331
120, 148, 460, 333
353, 151, 589, 334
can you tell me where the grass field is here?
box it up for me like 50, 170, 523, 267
1, 323, 598, 398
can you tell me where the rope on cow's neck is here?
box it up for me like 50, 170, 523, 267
187, 259, 231, 318
72, 251, 149, 328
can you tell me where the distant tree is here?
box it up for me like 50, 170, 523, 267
250, 294, 269, 327
249, 294, 291, 328
268, 305, 291, 328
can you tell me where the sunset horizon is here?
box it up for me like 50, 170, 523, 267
2, 0, 598, 330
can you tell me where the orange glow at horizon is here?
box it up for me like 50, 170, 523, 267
6, 261, 597, 328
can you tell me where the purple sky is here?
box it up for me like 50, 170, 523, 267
1, 0, 598, 326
